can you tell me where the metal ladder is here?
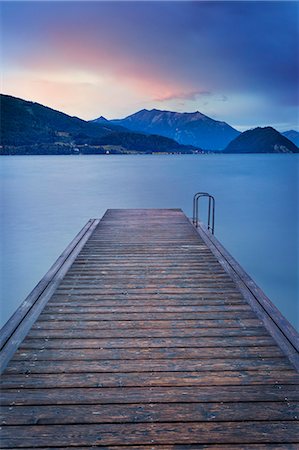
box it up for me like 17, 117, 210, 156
192, 192, 215, 234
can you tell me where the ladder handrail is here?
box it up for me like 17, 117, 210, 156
192, 192, 215, 234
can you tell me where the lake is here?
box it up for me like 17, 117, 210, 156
1, 154, 298, 330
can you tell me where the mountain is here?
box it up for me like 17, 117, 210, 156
224, 127, 299, 153
282, 130, 299, 147
3, 95, 296, 155
0, 94, 197, 154
0, 94, 125, 148
91, 116, 109, 124
110, 108, 240, 150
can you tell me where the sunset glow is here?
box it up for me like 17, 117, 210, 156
1, 1, 298, 130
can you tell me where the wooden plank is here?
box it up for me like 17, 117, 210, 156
42, 305, 251, 313
2, 401, 298, 425
64, 269, 227, 275
57, 278, 236, 285
31, 318, 263, 330
1, 421, 299, 447
5, 444, 296, 450
48, 298, 246, 305
2, 385, 299, 406
58, 270, 233, 276
46, 298, 247, 306
48, 292, 244, 299
27, 326, 269, 339
13, 346, 284, 361
55, 285, 240, 292
37, 311, 257, 321
19, 335, 277, 349
5, 357, 293, 374
2, 370, 298, 389
59, 268, 231, 274
53, 288, 242, 295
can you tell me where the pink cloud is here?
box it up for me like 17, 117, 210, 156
13, 27, 194, 108
155, 90, 212, 102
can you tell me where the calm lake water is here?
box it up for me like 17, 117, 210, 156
1, 154, 298, 329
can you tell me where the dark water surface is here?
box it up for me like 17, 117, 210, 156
1, 154, 298, 329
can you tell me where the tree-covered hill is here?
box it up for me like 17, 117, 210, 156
0, 94, 125, 147
224, 127, 298, 153
0, 95, 198, 154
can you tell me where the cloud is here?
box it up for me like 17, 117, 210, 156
155, 90, 212, 102
218, 95, 228, 103
1, 1, 298, 129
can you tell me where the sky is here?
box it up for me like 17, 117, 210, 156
1, 1, 298, 131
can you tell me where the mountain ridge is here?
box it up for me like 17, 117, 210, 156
1, 94, 297, 154
0, 94, 125, 147
106, 108, 240, 150
0, 94, 198, 154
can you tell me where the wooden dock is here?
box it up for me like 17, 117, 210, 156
1, 208, 298, 448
